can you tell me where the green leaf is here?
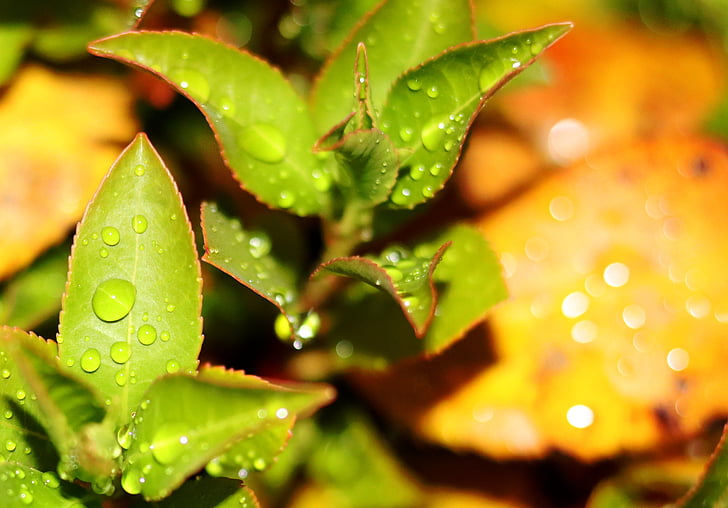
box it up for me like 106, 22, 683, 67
90, 32, 333, 217
0, 247, 67, 329
311, 0, 474, 134
327, 224, 506, 366
424, 224, 507, 354
317, 242, 448, 337
308, 409, 422, 508
0, 25, 32, 86
142, 476, 259, 508
322, 129, 399, 207
0, 462, 102, 508
4, 331, 118, 489
382, 23, 572, 208
675, 423, 728, 507
205, 420, 291, 480
58, 134, 203, 422
0, 328, 58, 471
120, 368, 333, 500
201, 202, 309, 342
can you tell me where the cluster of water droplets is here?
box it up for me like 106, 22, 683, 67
378, 245, 434, 316
66, 163, 187, 383
0, 465, 65, 506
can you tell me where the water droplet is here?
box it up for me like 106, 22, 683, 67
101, 226, 120, 246
151, 422, 190, 464
402, 295, 420, 309
479, 64, 503, 92
421, 117, 447, 151
311, 169, 332, 191
239, 124, 287, 163
41, 472, 60, 489
166, 360, 180, 374
566, 404, 594, 429
276, 407, 289, 419
5, 440, 16, 452
426, 86, 439, 98
100, 248, 109, 258
134, 165, 145, 176
16, 390, 26, 401
137, 324, 157, 345
121, 468, 143, 495
399, 127, 414, 142
1, 369, 10, 379
117, 425, 133, 449
115, 370, 127, 386
248, 234, 271, 258
166, 303, 175, 312
219, 96, 236, 117
81, 349, 101, 373
4, 409, 13, 419
390, 187, 411, 205
422, 185, 435, 198
19, 490, 33, 505
530, 41, 544, 55
252, 457, 267, 471
169, 68, 210, 102
277, 190, 296, 208
429, 163, 443, 176
160, 331, 170, 342
110, 342, 131, 364
132, 215, 148, 234
92, 279, 136, 322
297, 312, 321, 340
407, 78, 422, 91
409, 164, 426, 180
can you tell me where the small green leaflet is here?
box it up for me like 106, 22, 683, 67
382, 23, 572, 208
317, 242, 449, 337
311, 0, 474, 134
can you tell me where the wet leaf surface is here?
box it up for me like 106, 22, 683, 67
90, 31, 332, 217
58, 134, 203, 423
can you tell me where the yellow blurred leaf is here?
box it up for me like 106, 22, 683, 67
355, 135, 728, 461
0, 65, 137, 280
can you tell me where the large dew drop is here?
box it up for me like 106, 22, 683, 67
239, 124, 287, 163
92, 279, 136, 322
420, 117, 448, 152
101, 226, 120, 246
150, 422, 190, 465
80, 348, 101, 373
137, 324, 157, 346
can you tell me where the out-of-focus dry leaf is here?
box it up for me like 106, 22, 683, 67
0, 65, 137, 280
354, 135, 728, 461
498, 24, 725, 161
456, 22, 726, 211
